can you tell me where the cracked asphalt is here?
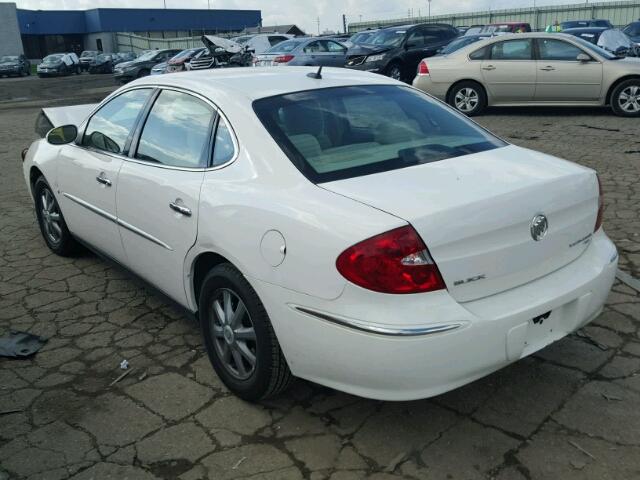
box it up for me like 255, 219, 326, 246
0, 75, 639, 480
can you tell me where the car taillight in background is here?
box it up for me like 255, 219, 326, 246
274, 55, 295, 64
594, 174, 604, 232
336, 225, 446, 294
417, 60, 429, 76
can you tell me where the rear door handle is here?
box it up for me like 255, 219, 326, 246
540, 66, 555, 71
482, 65, 496, 71
96, 173, 112, 186
169, 201, 192, 217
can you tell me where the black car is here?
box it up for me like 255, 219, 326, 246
88, 53, 115, 74
113, 49, 182, 83
0, 54, 30, 77
561, 19, 613, 30
344, 23, 459, 82
113, 52, 137, 65
37, 53, 81, 77
623, 21, 640, 45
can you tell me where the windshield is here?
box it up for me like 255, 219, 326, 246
265, 39, 302, 54
96, 54, 110, 62
43, 54, 64, 63
351, 32, 375, 44
367, 30, 406, 47
253, 85, 506, 183
441, 36, 485, 54
0, 56, 18, 62
569, 35, 618, 59
599, 29, 632, 50
136, 50, 157, 61
81, 51, 97, 57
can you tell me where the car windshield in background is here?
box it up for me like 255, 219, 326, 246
136, 51, 157, 61
265, 40, 303, 53
569, 35, 618, 59
367, 30, 406, 47
43, 54, 64, 63
96, 54, 110, 62
351, 32, 375, 44
441, 36, 486, 54
1, 56, 18, 62
253, 85, 506, 183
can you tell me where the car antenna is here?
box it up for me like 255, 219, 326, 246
307, 65, 323, 79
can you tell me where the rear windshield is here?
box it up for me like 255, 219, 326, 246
265, 39, 303, 53
253, 85, 506, 183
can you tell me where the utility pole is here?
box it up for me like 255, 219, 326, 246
207, 0, 210, 9
342, 14, 347, 34
163, 0, 166, 8
317, 16, 320, 35
428, 0, 432, 22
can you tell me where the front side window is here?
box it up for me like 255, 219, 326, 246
326, 41, 347, 52
83, 89, 151, 154
304, 41, 326, 53
253, 85, 506, 183
538, 39, 584, 61
407, 30, 426, 47
136, 90, 214, 168
490, 39, 532, 60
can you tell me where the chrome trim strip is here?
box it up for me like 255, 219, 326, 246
291, 305, 464, 337
62, 192, 173, 251
117, 218, 173, 251
62, 192, 117, 222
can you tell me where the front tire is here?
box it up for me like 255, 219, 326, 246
199, 263, 293, 401
448, 81, 487, 116
611, 79, 640, 117
33, 176, 78, 256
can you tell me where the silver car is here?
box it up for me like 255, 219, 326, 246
412, 33, 640, 117
254, 38, 348, 67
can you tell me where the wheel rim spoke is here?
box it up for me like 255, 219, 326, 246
212, 323, 225, 338
223, 290, 233, 322
231, 347, 247, 376
230, 300, 246, 329
213, 299, 225, 324
236, 341, 256, 366
234, 326, 255, 341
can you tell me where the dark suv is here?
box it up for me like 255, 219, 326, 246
345, 23, 459, 82
0, 54, 30, 77
113, 49, 182, 84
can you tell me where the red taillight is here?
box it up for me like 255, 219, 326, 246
417, 60, 429, 76
274, 55, 294, 63
594, 174, 604, 232
336, 225, 446, 294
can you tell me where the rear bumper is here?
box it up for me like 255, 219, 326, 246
412, 74, 449, 101
251, 230, 617, 401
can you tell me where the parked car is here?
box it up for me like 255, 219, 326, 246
189, 34, 292, 70
480, 22, 531, 34
464, 26, 485, 36
88, 53, 115, 74
113, 49, 182, 83
561, 19, 613, 30
345, 23, 459, 82
37, 53, 80, 77
255, 38, 348, 67
436, 34, 493, 55
23, 67, 616, 401
0, 54, 30, 77
563, 28, 639, 57
166, 47, 205, 73
113, 52, 137, 65
623, 21, 640, 45
344, 29, 379, 48
412, 33, 640, 117
150, 62, 168, 75
79, 51, 100, 72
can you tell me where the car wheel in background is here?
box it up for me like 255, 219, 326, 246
199, 263, 293, 401
33, 176, 79, 256
386, 62, 404, 82
137, 69, 150, 78
611, 79, 640, 117
448, 81, 487, 116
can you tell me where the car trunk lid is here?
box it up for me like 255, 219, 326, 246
321, 145, 599, 302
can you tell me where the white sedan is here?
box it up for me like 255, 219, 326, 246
23, 67, 617, 401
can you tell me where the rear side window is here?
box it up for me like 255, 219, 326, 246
490, 39, 532, 60
82, 89, 151, 154
253, 85, 506, 183
135, 90, 214, 168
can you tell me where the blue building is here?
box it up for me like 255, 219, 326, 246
10, 5, 262, 58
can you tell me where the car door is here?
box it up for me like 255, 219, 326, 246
481, 38, 536, 102
302, 41, 332, 65
534, 38, 603, 101
401, 28, 428, 70
115, 88, 217, 305
324, 40, 349, 66
57, 88, 153, 264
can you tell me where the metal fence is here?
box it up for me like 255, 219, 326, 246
348, 0, 640, 32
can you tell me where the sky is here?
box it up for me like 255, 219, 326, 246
13, 0, 620, 35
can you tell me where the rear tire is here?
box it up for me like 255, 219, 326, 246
610, 79, 640, 117
448, 81, 487, 116
385, 62, 404, 82
199, 263, 293, 401
33, 176, 79, 256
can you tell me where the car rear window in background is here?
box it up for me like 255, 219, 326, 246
265, 40, 302, 53
253, 85, 506, 183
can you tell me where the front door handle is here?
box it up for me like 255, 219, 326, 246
482, 65, 496, 71
96, 173, 112, 186
169, 201, 192, 217
540, 66, 556, 71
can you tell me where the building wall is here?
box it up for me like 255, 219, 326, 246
348, 0, 640, 32
84, 33, 115, 53
0, 3, 24, 56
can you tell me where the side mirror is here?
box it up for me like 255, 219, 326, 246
46, 125, 78, 145
576, 53, 591, 62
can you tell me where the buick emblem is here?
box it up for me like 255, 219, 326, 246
530, 214, 548, 241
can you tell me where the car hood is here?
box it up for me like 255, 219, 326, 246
347, 44, 393, 56
202, 35, 242, 54
0, 61, 19, 67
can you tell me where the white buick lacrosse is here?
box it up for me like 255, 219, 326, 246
23, 67, 617, 401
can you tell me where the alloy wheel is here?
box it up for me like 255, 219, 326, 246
388, 66, 402, 81
211, 288, 257, 380
454, 87, 479, 113
40, 188, 62, 244
618, 85, 640, 113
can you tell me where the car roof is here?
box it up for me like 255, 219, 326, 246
131, 67, 398, 105
444, 32, 596, 55
563, 27, 608, 33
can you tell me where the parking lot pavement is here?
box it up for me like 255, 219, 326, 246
0, 75, 639, 480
